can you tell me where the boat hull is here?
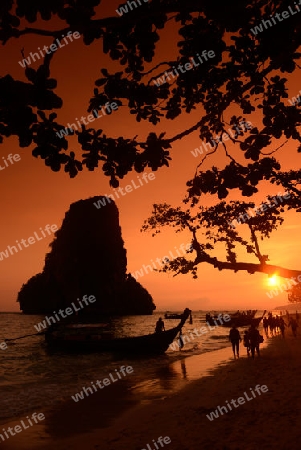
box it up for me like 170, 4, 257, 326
44, 309, 192, 354
45, 326, 181, 354
164, 314, 183, 319
206, 312, 262, 328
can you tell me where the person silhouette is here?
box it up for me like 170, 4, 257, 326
155, 317, 165, 333
243, 330, 251, 356
289, 318, 298, 337
248, 323, 261, 358
229, 324, 242, 358
279, 317, 286, 338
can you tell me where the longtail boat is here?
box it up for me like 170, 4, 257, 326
45, 308, 191, 354
205, 310, 266, 327
164, 313, 183, 319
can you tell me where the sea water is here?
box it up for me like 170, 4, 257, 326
0, 310, 266, 422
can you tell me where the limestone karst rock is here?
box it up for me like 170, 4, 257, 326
17, 197, 155, 315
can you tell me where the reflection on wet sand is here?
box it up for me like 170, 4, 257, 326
130, 346, 233, 400
130, 340, 268, 401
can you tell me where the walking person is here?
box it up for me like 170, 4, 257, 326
248, 323, 262, 359
268, 313, 274, 336
279, 317, 286, 338
229, 324, 242, 358
272, 316, 277, 334
263, 317, 269, 337
289, 318, 298, 337
243, 330, 251, 356
275, 316, 280, 333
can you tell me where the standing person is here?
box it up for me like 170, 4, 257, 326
178, 329, 184, 350
155, 317, 165, 333
289, 318, 298, 337
268, 314, 274, 336
229, 324, 242, 358
279, 317, 286, 338
272, 316, 277, 334
263, 317, 269, 337
248, 323, 261, 359
243, 330, 251, 356
275, 316, 280, 333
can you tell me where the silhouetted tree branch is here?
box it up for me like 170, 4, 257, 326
2, 0, 301, 278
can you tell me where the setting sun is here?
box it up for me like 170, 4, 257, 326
267, 275, 280, 287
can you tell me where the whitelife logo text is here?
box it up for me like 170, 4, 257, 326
250, 2, 301, 35
169, 313, 231, 351
34, 295, 97, 332
116, 0, 149, 16
0, 412, 45, 444
153, 51, 215, 87
0, 153, 21, 172
71, 366, 134, 402
93, 173, 155, 209
131, 242, 193, 281
206, 384, 268, 421
56, 102, 118, 139
191, 121, 253, 157
0, 224, 58, 262
18, 31, 81, 68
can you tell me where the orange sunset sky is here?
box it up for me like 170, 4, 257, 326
1, 1, 301, 312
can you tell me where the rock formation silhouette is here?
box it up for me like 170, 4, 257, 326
17, 197, 155, 315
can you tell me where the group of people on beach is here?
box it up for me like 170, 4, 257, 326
229, 311, 299, 359
156, 310, 299, 360
262, 312, 299, 338
229, 323, 263, 359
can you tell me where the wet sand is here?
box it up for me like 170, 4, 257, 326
2, 328, 300, 450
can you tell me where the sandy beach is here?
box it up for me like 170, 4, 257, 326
1, 324, 300, 450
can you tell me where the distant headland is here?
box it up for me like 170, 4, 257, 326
274, 303, 301, 311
